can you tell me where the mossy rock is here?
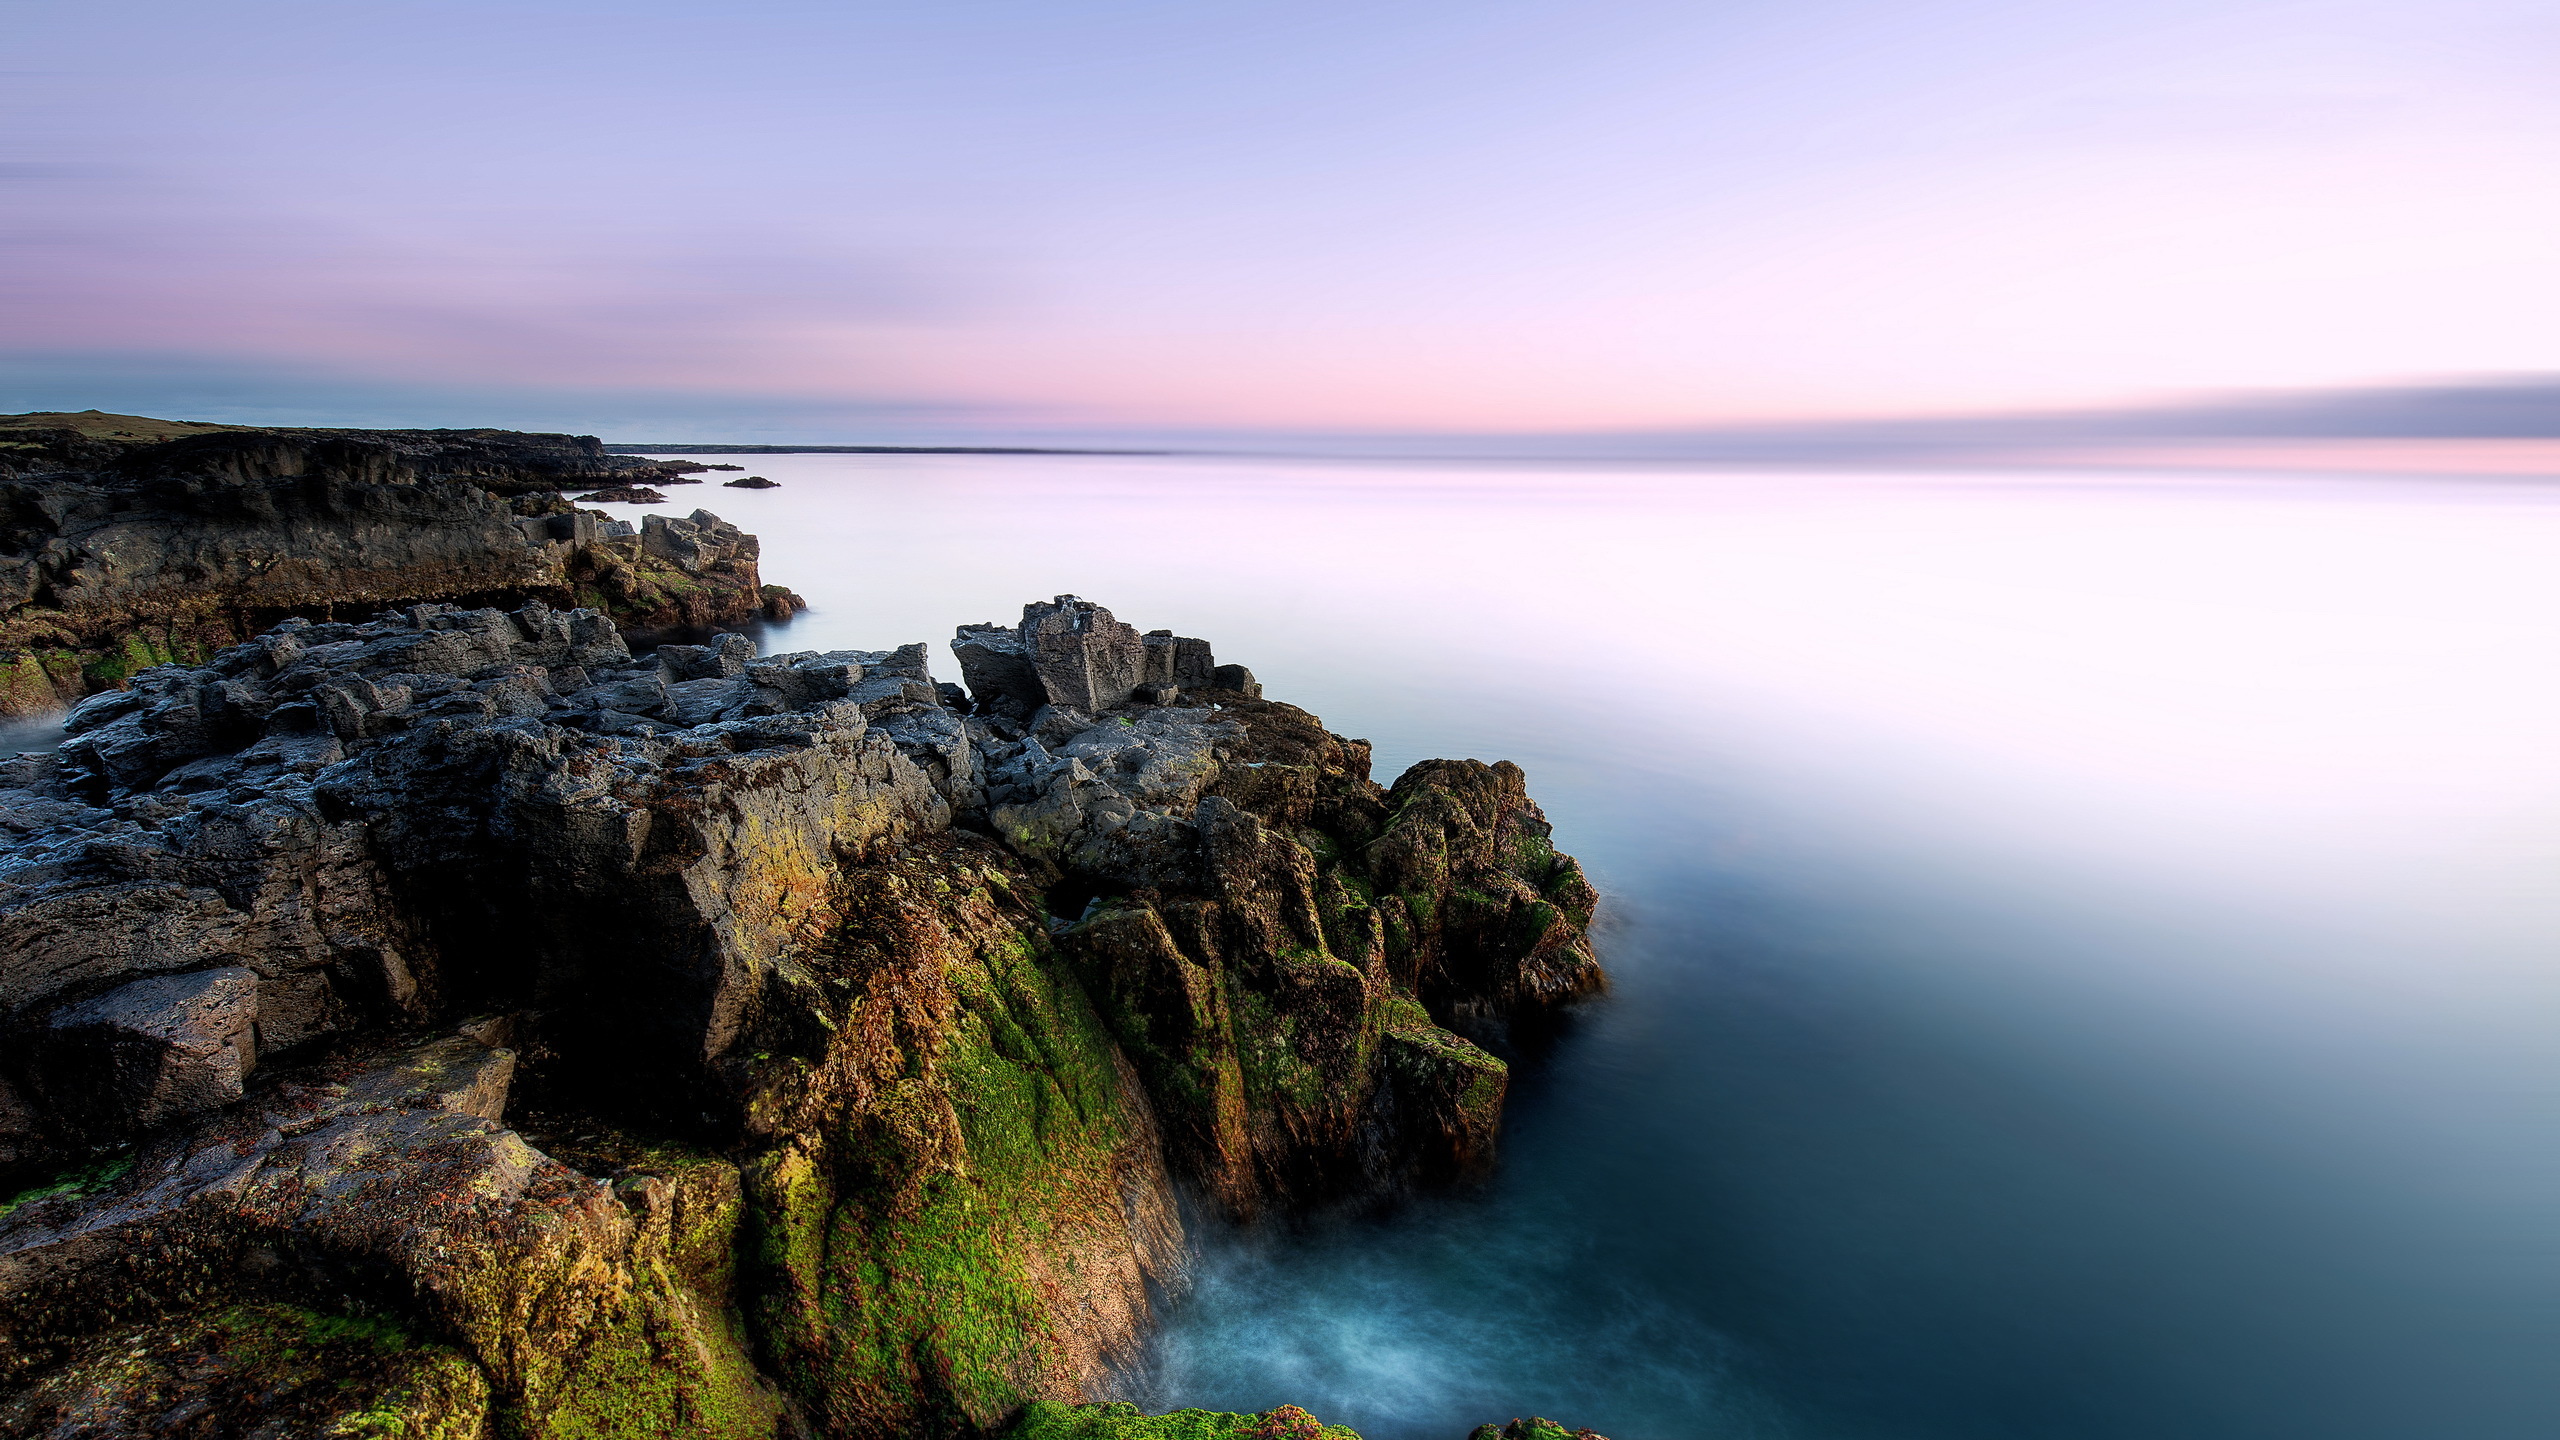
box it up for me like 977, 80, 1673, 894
1465, 1421, 1610, 1440
0, 1303, 491, 1440
1005, 1400, 1364, 1440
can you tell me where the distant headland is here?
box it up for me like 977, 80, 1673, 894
604, 443, 1160, 455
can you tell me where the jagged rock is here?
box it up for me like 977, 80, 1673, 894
721, 475, 779, 489
957, 597, 1214, 718
0, 594, 1602, 1438
0, 1029, 786, 1437
760, 582, 806, 620
37, 967, 259, 1138
572, 485, 667, 503
1004, 1400, 1366, 1439
0, 413, 781, 717
1467, 1422, 1610, 1440
998, 1403, 1602, 1440
1023, 595, 1149, 710
1142, 629, 1219, 690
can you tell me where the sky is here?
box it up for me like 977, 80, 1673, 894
6, 0, 2560, 442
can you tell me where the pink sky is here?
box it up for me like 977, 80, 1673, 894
7, 1, 2560, 438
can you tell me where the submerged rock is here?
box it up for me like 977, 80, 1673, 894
0, 593, 1603, 1437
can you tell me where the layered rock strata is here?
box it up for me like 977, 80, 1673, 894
0, 593, 1600, 1437
0, 412, 794, 717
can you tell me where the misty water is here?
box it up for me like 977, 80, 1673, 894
606, 456, 2559, 1440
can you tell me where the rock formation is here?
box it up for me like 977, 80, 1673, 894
1004, 1405, 1608, 1439
955, 597, 1228, 718
0, 593, 1601, 1438
0, 412, 785, 718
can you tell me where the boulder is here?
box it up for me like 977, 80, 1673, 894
38, 968, 258, 1136
1022, 595, 1149, 711
955, 621, 1045, 714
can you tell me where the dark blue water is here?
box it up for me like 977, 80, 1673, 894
611, 457, 2560, 1440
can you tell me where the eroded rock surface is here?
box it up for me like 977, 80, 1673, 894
0, 593, 1602, 1438
0, 412, 781, 716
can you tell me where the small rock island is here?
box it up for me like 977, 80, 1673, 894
0, 414, 1610, 1440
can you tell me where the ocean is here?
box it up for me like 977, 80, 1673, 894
614, 453, 2560, 1439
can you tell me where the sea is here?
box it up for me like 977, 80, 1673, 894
412, 457, 2560, 1437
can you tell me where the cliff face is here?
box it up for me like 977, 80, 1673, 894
0, 594, 1599, 1439
0, 413, 792, 718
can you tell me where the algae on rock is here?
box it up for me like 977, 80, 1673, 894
0, 592, 1602, 1438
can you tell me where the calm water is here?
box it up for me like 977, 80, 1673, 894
614, 458, 2560, 1440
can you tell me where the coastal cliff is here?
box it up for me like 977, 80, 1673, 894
0, 587, 1602, 1438
0, 412, 798, 718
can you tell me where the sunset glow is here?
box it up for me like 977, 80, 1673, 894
8, 1, 2560, 440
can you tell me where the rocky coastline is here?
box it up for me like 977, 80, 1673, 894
0, 416, 1611, 1440
0, 412, 801, 720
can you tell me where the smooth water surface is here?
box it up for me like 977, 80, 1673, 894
614, 458, 2560, 1440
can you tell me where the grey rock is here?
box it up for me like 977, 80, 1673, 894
1142, 629, 1218, 690
655, 632, 757, 682
954, 598, 1180, 715
953, 622, 1043, 712
987, 707, 1245, 886
640, 510, 757, 575
2, 594, 1262, 1161
1021, 595, 1148, 712
41, 968, 259, 1134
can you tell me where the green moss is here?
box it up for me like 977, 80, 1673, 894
0, 1155, 134, 1220
7, 1303, 494, 1440
325, 1347, 491, 1440
1005, 1400, 1364, 1440
535, 1153, 779, 1440
0, 650, 67, 716
755, 907, 1156, 1434
1231, 987, 1326, 1113
1465, 1422, 1601, 1440
538, 1276, 775, 1440
82, 630, 183, 687
1374, 995, 1433, 1032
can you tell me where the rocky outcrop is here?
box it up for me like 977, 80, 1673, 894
0, 412, 775, 717
956, 597, 1221, 718
1001, 1402, 1609, 1440
0, 594, 1601, 1437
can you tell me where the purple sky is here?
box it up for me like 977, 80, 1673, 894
7, 1, 2559, 441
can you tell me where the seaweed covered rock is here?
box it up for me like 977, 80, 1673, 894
1465, 1422, 1612, 1440
1000, 1404, 1611, 1440
1005, 1400, 1363, 1440
0, 594, 1602, 1437
0, 1303, 494, 1440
